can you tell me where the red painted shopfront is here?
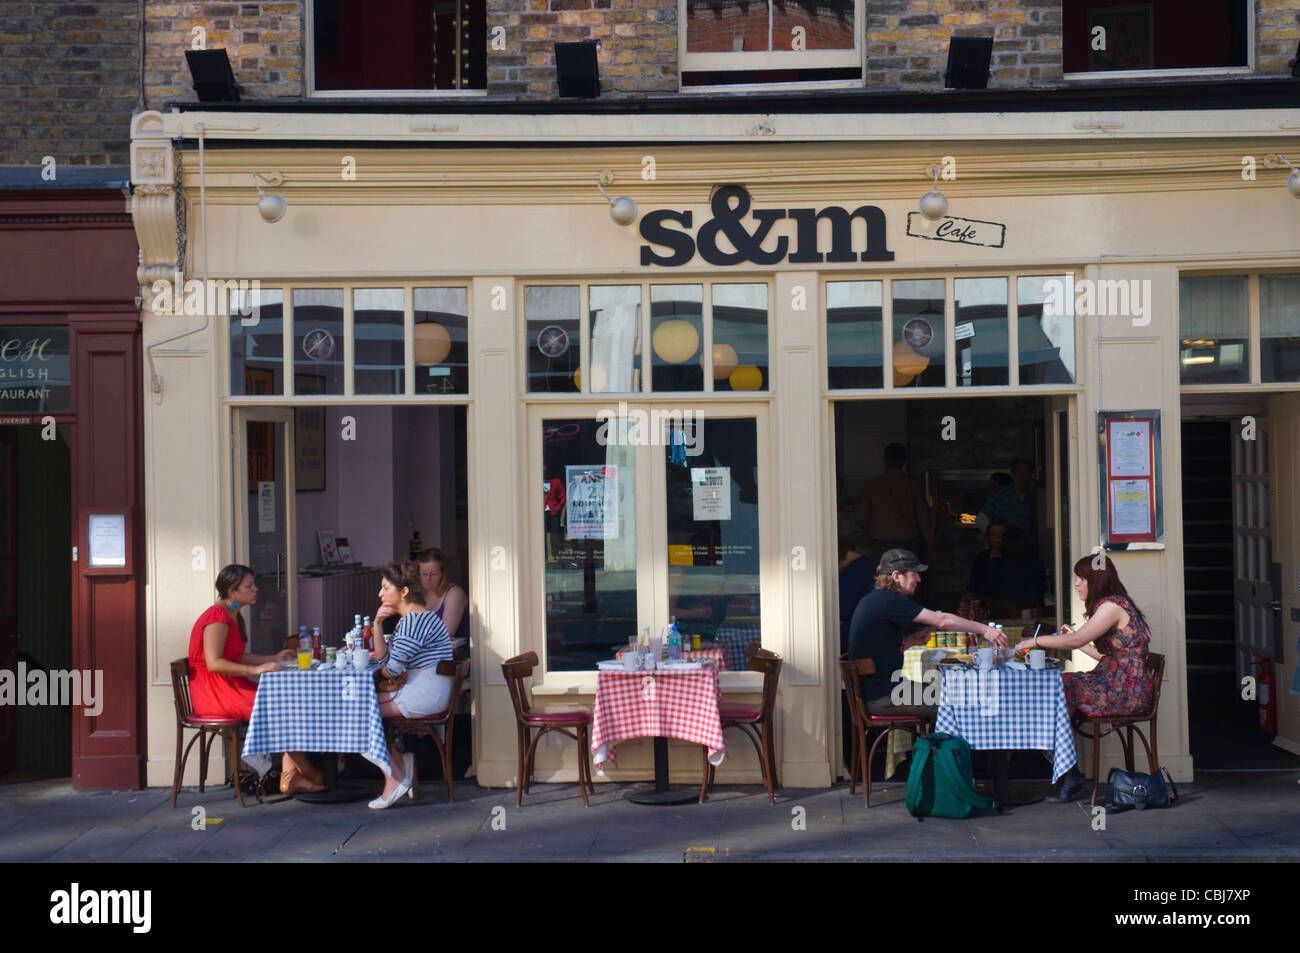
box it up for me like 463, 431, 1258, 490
0, 184, 144, 790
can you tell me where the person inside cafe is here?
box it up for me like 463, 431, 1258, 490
963, 519, 1047, 618
854, 443, 935, 567
847, 549, 1007, 723
838, 535, 873, 655
1013, 554, 1154, 802
370, 560, 455, 809
188, 564, 324, 795
976, 457, 1038, 544
418, 548, 469, 658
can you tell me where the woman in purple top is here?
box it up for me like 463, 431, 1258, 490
418, 548, 469, 653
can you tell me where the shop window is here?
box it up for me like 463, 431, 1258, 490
711, 283, 769, 392
1178, 275, 1249, 385
1062, 1, 1249, 75
826, 280, 883, 389
353, 288, 405, 395
1260, 275, 1300, 383
954, 277, 1009, 387
1017, 276, 1076, 386
414, 287, 469, 395
311, 0, 486, 93
293, 289, 345, 396
650, 284, 705, 393
588, 285, 642, 394
229, 287, 285, 396
526, 286, 580, 394
892, 279, 946, 388
681, 0, 861, 88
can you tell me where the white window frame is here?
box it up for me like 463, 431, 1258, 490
304, 0, 489, 99
678, 0, 864, 93
1062, 0, 1254, 82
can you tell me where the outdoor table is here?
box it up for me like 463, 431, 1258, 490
591, 661, 725, 805
242, 661, 390, 803
934, 666, 1077, 805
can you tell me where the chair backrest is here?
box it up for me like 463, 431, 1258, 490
744, 641, 760, 661
500, 651, 539, 723
169, 658, 194, 722
837, 655, 877, 727
1144, 651, 1166, 719
746, 648, 782, 721
436, 658, 471, 717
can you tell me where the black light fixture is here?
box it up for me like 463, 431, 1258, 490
185, 49, 241, 103
554, 40, 600, 98
1290, 41, 1300, 78
944, 36, 993, 90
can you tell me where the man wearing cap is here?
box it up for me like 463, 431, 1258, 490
847, 549, 1006, 720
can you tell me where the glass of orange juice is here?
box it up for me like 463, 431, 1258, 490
297, 650, 312, 670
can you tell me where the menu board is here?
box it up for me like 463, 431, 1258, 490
1102, 415, 1158, 544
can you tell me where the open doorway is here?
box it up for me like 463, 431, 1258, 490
0, 425, 73, 784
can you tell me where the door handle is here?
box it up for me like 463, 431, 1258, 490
276, 552, 283, 593
1269, 600, 1282, 613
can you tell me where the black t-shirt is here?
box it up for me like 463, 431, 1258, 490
847, 587, 924, 701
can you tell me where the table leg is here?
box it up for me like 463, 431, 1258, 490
988, 750, 1043, 808
625, 737, 700, 805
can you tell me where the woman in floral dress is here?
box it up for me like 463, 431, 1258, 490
1012, 555, 1153, 801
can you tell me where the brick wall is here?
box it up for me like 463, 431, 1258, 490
866, 0, 1062, 89
1258, 0, 1300, 73
0, 1, 141, 166
487, 0, 677, 97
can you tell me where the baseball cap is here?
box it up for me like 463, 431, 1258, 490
878, 548, 927, 574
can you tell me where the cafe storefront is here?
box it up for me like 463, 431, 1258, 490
130, 103, 1300, 791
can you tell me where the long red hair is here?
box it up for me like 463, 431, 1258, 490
1072, 554, 1143, 621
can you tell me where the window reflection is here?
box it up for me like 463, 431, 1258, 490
712, 283, 768, 392
954, 277, 1009, 387
353, 288, 404, 395
1179, 275, 1248, 384
229, 288, 284, 395
293, 289, 344, 395
589, 285, 641, 393
650, 284, 704, 392
1017, 276, 1075, 385
892, 279, 945, 388
526, 286, 580, 393
826, 280, 883, 389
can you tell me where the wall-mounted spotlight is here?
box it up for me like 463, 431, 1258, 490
919, 166, 948, 220
252, 171, 286, 222
1276, 155, 1300, 198
597, 171, 638, 226
185, 48, 241, 102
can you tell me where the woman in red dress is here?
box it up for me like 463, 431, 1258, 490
1013, 555, 1154, 801
189, 564, 324, 795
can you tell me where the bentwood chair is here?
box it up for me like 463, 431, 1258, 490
699, 648, 782, 803
1075, 652, 1166, 807
169, 658, 248, 808
383, 659, 470, 802
838, 656, 929, 808
501, 651, 595, 807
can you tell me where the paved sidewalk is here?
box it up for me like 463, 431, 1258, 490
1, 771, 1297, 863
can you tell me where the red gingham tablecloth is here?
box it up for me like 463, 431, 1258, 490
591, 667, 726, 770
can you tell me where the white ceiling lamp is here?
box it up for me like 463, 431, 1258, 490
919, 165, 948, 220
596, 170, 638, 226
1274, 155, 1300, 198
252, 171, 285, 222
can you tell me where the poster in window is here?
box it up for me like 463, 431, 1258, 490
295, 407, 326, 491
565, 464, 619, 540
245, 368, 274, 491
1087, 5, 1154, 72
690, 467, 731, 521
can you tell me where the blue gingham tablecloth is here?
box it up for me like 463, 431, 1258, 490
934, 668, 1077, 783
241, 665, 391, 776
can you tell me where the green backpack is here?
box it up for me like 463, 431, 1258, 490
905, 734, 994, 820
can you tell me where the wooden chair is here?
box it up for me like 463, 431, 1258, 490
501, 651, 595, 807
838, 656, 929, 808
699, 648, 782, 803
1075, 651, 1166, 806
383, 659, 470, 802
169, 658, 248, 808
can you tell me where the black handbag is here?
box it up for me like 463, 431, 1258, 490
1108, 766, 1179, 810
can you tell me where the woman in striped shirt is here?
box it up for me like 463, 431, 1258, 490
369, 560, 453, 809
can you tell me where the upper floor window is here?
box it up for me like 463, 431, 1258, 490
1063, 1, 1249, 76
682, 0, 861, 88
310, 0, 486, 94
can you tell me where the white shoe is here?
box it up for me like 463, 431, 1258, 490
368, 771, 413, 810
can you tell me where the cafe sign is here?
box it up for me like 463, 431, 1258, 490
0, 326, 71, 413
639, 185, 895, 267
905, 212, 1006, 249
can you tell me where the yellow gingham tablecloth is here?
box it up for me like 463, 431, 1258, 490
882, 646, 951, 779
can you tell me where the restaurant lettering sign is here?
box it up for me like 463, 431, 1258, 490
639, 185, 895, 267
0, 326, 71, 413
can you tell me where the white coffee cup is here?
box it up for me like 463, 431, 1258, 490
352, 648, 369, 669
622, 652, 640, 672
1028, 649, 1046, 670
977, 647, 994, 671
